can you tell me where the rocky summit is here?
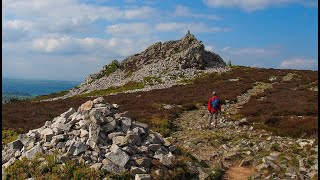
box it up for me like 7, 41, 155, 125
60, 32, 228, 98
2, 97, 178, 179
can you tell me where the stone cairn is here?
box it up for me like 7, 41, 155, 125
2, 97, 178, 179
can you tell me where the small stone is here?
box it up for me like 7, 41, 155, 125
135, 174, 151, 180
130, 167, 147, 176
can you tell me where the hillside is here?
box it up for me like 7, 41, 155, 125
2, 66, 318, 179
55, 32, 227, 99
2, 33, 318, 179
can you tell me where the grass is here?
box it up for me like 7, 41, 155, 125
4, 152, 105, 180
97, 60, 121, 79
2, 129, 19, 144
2, 67, 318, 139
30, 90, 69, 102
143, 76, 162, 85
240, 69, 318, 138
77, 81, 145, 97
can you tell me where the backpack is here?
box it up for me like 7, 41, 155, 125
211, 98, 220, 110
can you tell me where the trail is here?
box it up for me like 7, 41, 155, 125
171, 82, 274, 179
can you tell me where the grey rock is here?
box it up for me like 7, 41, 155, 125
130, 167, 147, 176
101, 158, 125, 174
89, 109, 109, 125
134, 157, 151, 168
18, 133, 36, 147
105, 144, 130, 167
147, 133, 163, 144
153, 154, 172, 167
80, 129, 89, 137
78, 119, 90, 129
147, 144, 161, 152
125, 131, 141, 146
112, 136, 128, 147
101, 118, 116, 133
2, 157, 16, 170
60, 108, 76, 119
122, 145, 137, 155
8, 140, 24, 151
73, 142, 88, 156
25, 145, 44, 159
86, 123, 100, 149
50, 117, 67, 129
51, 134, 66, 145
108, 132, 125, 139
121, 117, 132, 132
135, 174, 151, 180
93, 97, 106, 104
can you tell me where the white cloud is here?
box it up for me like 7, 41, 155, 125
3, 19, 32, 42
28, 34, 156, 58
174, 5, 220, 20
155, 22, 229, 33
106, 23, 151, 37
203, 0, 318, 11
3, 0, 155, 35
279, 57, 318, 70
124, 6, 156, 19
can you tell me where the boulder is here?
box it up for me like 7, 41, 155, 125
86, 123, 100, 149
93, 97, 106, 104
60, 108, 76, 119
101, 118, 116, 133
78, 101, 94, 112
112, 136, 128, 147
101, 159, 125, 174
105, 144, 130, 167
25, 145, 44, 159
134, 157, 151, 168
121, 117, 132, 132
125, 131, 141, 146
89, 109, 108, 125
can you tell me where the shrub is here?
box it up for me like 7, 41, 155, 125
2, 129, 19, 144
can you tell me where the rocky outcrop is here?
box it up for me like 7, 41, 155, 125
2, 97, 178, 178
56, 32, 228, 99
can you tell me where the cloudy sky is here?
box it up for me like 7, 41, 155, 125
2, 0, 318, 81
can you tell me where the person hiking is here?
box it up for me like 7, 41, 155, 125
207, 91, 221, 129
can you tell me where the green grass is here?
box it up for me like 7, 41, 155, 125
29, 90, 69, 102
143, 76, 162, 85
78, 81, 144, 97
97, 60, 120, 79
2, 129, 19, 144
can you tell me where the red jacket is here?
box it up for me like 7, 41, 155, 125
208, 96, 221, 112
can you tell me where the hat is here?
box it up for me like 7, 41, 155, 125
212, 91, 217, 95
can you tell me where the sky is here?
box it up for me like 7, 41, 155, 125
2, 0, 318, 81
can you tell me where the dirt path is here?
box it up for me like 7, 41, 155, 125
171, 82, 273, 179
223, 165, 256, 180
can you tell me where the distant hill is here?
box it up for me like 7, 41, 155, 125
2, 78, 80, 103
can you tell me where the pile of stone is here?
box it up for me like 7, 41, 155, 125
2, 97, 178, 179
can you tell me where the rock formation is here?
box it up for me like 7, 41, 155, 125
2, 97, 178, 178
59, 32, 228, 98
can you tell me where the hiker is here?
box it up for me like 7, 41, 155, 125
207, 91, 221, 129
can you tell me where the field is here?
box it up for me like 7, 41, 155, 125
2, 66, 318, 138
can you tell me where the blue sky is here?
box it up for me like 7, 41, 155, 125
2, 0, 318, 81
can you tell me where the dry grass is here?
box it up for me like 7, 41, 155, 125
240, 69, 318, 138
2, 67, 318, 138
